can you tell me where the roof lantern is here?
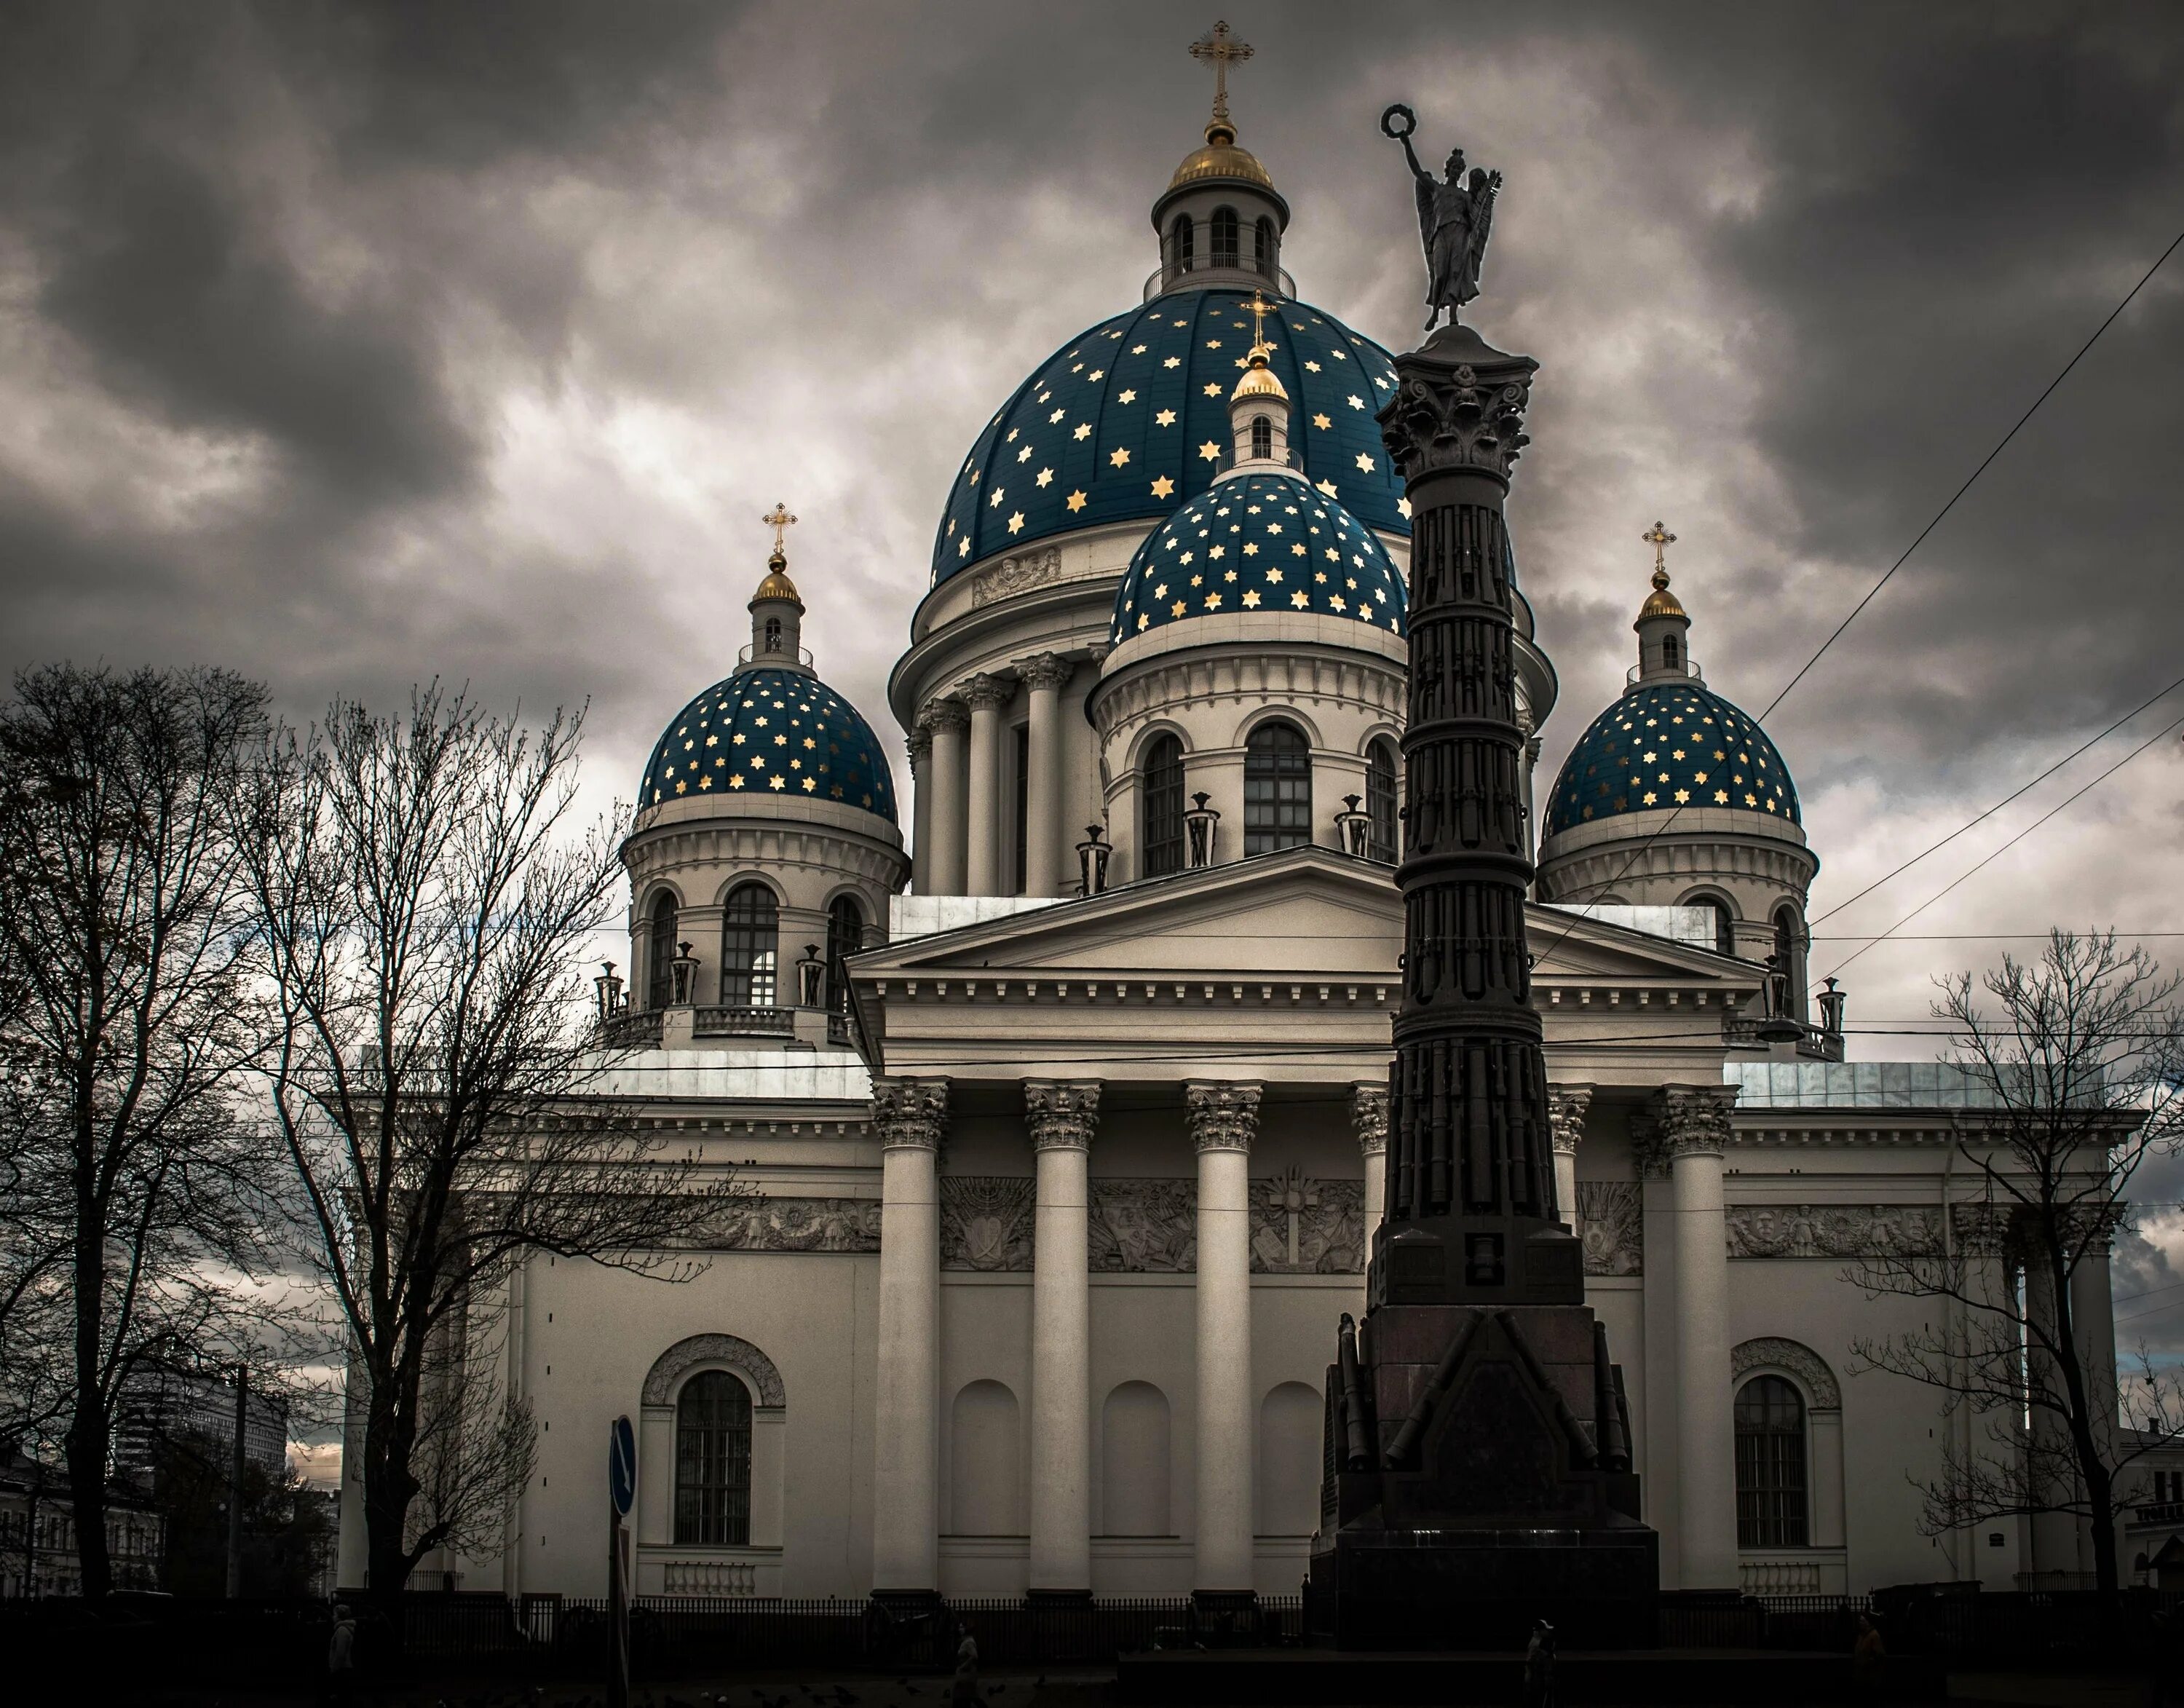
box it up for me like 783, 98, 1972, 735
1150, 21, 1290, 298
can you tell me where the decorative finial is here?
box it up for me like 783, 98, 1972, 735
1642, 520, 1677, 588
1188, 20, 1253, 140
1245, 288, 1277, 361
762, 502, 798, 567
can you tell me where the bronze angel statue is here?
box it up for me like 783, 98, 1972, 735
1383, 104, 1501, 329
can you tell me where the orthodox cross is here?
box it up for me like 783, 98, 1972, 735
763, 502, 798, 559
1188, 20, 1253, 128
1246, 288, 1277, 355
1642, 519, 1677, 578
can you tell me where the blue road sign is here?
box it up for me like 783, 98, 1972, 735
609, 1414, 636, 1517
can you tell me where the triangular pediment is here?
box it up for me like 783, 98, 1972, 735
854, 846, 1756, 988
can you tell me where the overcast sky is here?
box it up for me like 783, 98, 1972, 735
7, 1, 2184, 1385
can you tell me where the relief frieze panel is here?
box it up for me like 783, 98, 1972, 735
939, 1176, 1034, 1271
1726, 1203, 1942, 1259
697, 1195, 882, 1252
1576, 1181, 1643, 1276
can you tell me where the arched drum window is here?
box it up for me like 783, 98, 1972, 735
646, 894, 678, 1011
1167, 213, 1194, 279
1734, 1375, 1808, 1546
1243, 721, 1311, 856
1141, 734, 1186, 878
719, 883, 779, 1007
825, 894, 864, 1013
1250, 416, 1273, 460
1366, 739, 1399, 863
675, 1371, 752, 1546
1211, 206, 1239, 269
1254, 216, 1275, 278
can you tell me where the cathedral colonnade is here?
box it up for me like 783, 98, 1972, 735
911, 651, 1077, 903
869, 1075, 1389, 1600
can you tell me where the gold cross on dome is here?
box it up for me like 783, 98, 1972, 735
1188, 20, 1253, 127
762, 502, 798, 558
1642, 519, 1677, 580
1246, 289, 1276, 357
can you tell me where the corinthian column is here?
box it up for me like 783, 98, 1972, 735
1653, 1084, 1738, 1589
964, 673, 1013, 896
1026, 1080, 1099, 1595
1547, 1083, 1593, 1238
1352, 1083, 1389, 1255
1018, 654, 1073, 898
1186, 1080, 1261, 1600
924, 700, 969, 895
871, 1079, 948, 1594
908, 723, 934, 895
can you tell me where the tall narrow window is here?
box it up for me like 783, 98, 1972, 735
1141, 734, 1186, 878
1243, 721, 1311, 855
1366, 739, 1399, 863
674, 1371, 752, 1546
646, 895, 678, 1011
1701, 897, 1735, 955
1168, 213, 1194, 278
764, 617, 782, 655
1734, 1375, 1809, 1546
1254, 216, 1275, 277
1661, 633, 1680, 670
719, 882, 779, 1006
826, 894, 864, 1013
1773, 904, 1805, 1021
1250, 416, 1273, 460
1211, 206, 1239, 269
1012, 724, 1029, 895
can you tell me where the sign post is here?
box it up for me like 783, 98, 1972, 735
608, 1414, 636, 1708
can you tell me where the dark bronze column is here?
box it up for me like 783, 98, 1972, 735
1371, 325, 1582, 1310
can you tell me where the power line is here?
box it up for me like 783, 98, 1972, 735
1808, 670, 2184, 928
1525, 217, 2184, 974
1813, 932, 2184, 943
1823, 711, 2184, 981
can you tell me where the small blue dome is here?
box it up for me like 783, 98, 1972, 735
1543, 681, 1799, 840
933, 288, 1406, 584
1109, 473, 1406, 646
639, 668, 897, 824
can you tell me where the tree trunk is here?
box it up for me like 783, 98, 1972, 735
68, 1170, 111, 1601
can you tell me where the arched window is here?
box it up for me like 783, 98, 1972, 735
719, 883, 779, 1007
646, 894, 678, 1011
763, 617, 782, 654
1662, 633, 1680, 670
1250, 415, 1273, 460
1693, 895, 1734, 955
1211, 206, 1239, 269
1141, 734, 1186, 878
1366, 739, 1399, 863
1734, 1375, 1808, 1546
1254, 216, 1275, 278
1243, 721, 1311, 856
675, 1371, 752, 1545
825, 894, 864, 1012
1773, 904, 1805, 1021
1168, 213, 1194, 278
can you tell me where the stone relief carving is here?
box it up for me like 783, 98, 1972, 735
1548, 1085, 1593, 1157
1351, 1085, 1390, 1158
1726, 1204, 1942, 1260
1577, 1182, 1643, 1276
641, 1332, 786, 1408
940, 1177, 1034, 1271
970, 545, 1061, 608
1732, 1336, 1843, 1410
1249, 1170, 1364, 1273
1091, 1179, 1198, 1273
697, 1195, 882, 1254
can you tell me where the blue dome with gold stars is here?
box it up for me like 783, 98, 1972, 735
638, 668, 897, 823
1542, 681, 1799, 839
1109, 473, 1406, 646
933, 288, 1406, 584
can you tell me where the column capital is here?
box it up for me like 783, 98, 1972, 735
1016, 652, 1074, 693
1350, 1083, 1389, 1160
963, 671, 1015, 711
1184, 1081, 1262, 1153
906, 725, 933, 768
872, 1078, 949, 1152
1546, 1083, 1594, 1158
1380, 332, 1539, 483
1636, 1083, 1737, 1169
1025, 1079, 1101, 1152
922, 697, 969, 735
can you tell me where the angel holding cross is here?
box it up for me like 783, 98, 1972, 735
1382, 103, 1502, 330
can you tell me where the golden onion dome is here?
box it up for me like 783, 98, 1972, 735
1168, 120, 1274, 191
751, 549, 802, 607
1635, 566, 1687, 624
1230, 344, 1289, 404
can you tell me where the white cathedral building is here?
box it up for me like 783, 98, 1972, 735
339, 91, 2134, 1607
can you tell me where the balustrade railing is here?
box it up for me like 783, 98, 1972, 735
693, 1005, 796, 1039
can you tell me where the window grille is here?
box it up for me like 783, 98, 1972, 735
1251, 416, 1273, 460
1243, 722, 1311, 855
1142, 735, 1186, 877
1734, 1375, 1809, 1546
1366, 740, 1399, 863
646, 897, 678, 1010
1211, 206, 1239, 269
720, 883, 780, 1006
826, 894, 864, 1013
674, 1371, 752, 1546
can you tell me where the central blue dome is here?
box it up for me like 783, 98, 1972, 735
1109, 473, 1406, 645
639, 668, 897, 823
933, 288, 1406, 583
1543, 681, 1799, 839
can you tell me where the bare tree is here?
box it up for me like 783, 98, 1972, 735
1850, 930, 2184, 1596
248, 685, 722, 1621
0, 664, 284, 1600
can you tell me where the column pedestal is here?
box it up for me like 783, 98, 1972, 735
1187, 1082, 1261, 1602
871, 1080, 947, 1596
1027, 1080, 1099, 1595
